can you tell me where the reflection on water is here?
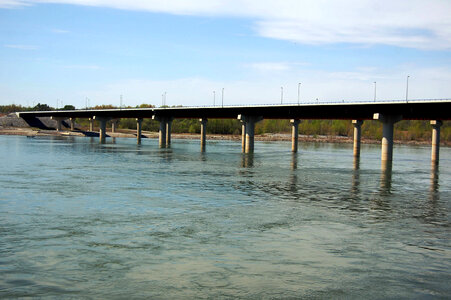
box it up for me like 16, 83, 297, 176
351, 157, 360, 196
240, 153, 254, 168
380, 160, 393, 194
0, 136, 450, 299
430, 162, 439, 197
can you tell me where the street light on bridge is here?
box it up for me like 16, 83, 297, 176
406, 75, 410, 103
281, 86, 284, 104
374, 82, 377, 102
297, 82, 301, 105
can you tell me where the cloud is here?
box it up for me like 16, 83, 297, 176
4, 44, 38, 50
1, 0, 450, 50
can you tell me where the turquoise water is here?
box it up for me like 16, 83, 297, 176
0, 135, 450, 299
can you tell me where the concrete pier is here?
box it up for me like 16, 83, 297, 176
238, 115, 263, 153
69, 118, 75, 131
93, 116, 110, 143
159, 119, 166, 147
136, 118, 143, 144
111, 119, 119, 133
89, 118, 94, 131
153, 116, 167, 147
430, 120, 442, 164
241, 122, 247, 153
352, 120, 363, 157
51, 117, 65, 131
199, 118, 208, 151
373, 113, 402, 163
290, 119, 300, 152
166, 118, 173, 146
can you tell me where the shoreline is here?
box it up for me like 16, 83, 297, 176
1, 126, 448, 146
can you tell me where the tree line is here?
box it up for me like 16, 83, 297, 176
1, 104, 450, 142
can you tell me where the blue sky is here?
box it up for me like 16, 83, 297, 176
1, 0, 451, 108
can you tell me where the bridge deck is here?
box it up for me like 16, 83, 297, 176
17, 99, 451, 121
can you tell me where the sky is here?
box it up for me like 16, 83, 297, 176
1, 0, 451, 108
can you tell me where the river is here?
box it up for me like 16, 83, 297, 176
0, 135, 450, 298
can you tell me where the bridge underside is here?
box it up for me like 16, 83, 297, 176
17, 101, 451, 121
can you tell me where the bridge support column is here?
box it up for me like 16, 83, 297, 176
111, 119, 119, 133
69, 118, 75, 131
199, 118, 208, 151
241, 122, 247, 153
153, 116, 172, 147
373, 113, 402, 164
291, 119, 300, 152
166, 118, 173, 146
51, 116, 65, 132
89, 118, 94, 131
136, 118, 143, 144
352, 120, 363, 157
93, 116, 111, 144
159, 121, 167, 147
238, 115, 263, 153
431, 120, 442, 164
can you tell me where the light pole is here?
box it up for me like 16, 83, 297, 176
280, 86, 283, 104
297, 82, 301, 105
374, 82, 377, 102
406, 75, 410, 103
213, 91, 216, 106
221, 88, 224, 107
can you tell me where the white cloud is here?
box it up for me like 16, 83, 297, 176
4, 44, 38, 50
2, 0, 451, 49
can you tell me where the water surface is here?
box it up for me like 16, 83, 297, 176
0, 135, 450, 298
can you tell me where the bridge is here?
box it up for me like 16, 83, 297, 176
17, 99, 451, 167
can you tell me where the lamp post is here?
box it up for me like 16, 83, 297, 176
221, 88, 224, 107
406, 75, 410, 103
297, 82, 301, 105
213, 91, 216, 106
374, 82, 377, 102
280, 86, 283, 104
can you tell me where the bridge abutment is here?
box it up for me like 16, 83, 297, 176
199, 118, 208, 151
290, 119, 300, 152
373, 113, 402, 164
352, 120, 363, 157
431, 120, 442, 164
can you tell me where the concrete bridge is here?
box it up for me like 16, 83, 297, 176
17, 99, 451, 167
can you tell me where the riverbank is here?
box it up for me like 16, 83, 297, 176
1, 126, 448, 146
